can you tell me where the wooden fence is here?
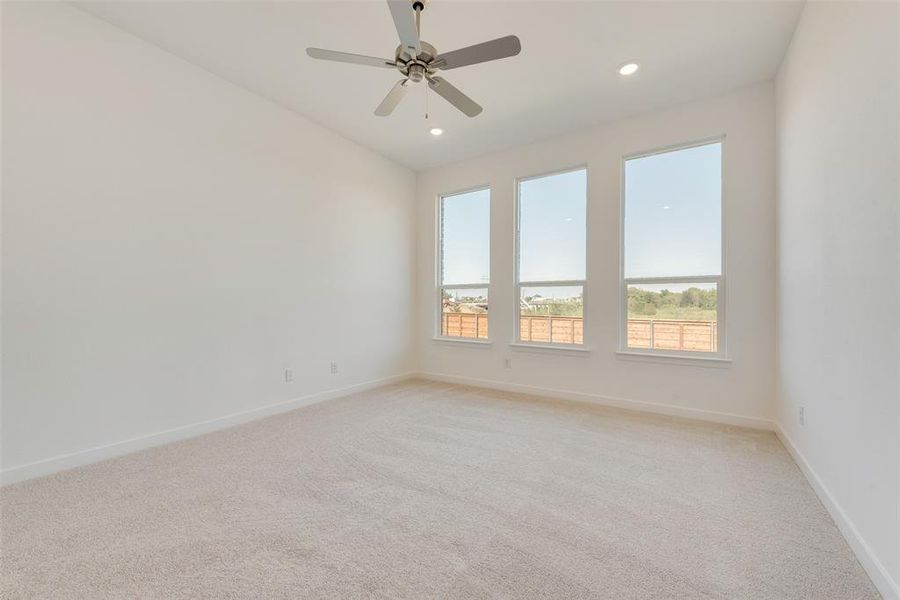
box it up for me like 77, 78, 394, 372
442, 313, 717, 352
519, 315, 583, 345
442, 312, 489, 339
626, 319, 718, 352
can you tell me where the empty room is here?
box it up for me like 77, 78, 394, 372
2, 1, 898, 598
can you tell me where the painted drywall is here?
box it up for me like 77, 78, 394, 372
775, 2, 900, 596
1, 2, 416, 478
416, 83, 776, 426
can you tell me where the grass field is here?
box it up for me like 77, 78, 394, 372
628, 286, 717, 322
632, 306, 717, 322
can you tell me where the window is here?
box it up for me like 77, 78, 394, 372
516, 168, 587, 346
438, 188, 490, 340
622, 140, 724, 355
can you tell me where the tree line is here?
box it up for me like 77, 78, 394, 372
628, 286, 716, 318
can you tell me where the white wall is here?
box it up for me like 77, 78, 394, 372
775, 2, 900, 597
1, 2, 416, 480
416, 83, 776, 427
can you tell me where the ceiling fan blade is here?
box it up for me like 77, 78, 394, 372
375, 79, 410, 116
432, 35, 521, 70
387, 0, 421, 57
427, 76, 482, 117
306, 48, 395, 69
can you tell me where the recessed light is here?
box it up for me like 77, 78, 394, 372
663, 205, 671, 210
618, 62, 639, 76
430, 127, 443, 136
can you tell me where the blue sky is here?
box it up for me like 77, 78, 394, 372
440, 188, 490, 285
441, 142, 720, 288
625, 142, 721, 278
519, 169, 587, 282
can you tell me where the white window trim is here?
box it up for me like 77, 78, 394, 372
618, 136, 728, 360
432, 336, 493, 348
614, 350, 731, 367
435, 186, 491, 342
513, 165, 588, 350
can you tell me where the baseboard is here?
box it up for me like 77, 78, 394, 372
415, 371, 773, 430
775, 423, 900, 600
1, 372, 416, 486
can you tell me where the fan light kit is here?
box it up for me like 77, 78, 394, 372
618, 62, 640, 76
307, 0, 522, 118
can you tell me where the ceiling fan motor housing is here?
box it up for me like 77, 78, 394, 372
394, 42, 437, 83
395, 41, 437, 83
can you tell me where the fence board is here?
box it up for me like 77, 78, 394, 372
442, 313, 716, 352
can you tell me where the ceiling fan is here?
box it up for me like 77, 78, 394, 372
306, 0, 521, 118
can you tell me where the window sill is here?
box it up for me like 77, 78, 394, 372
432, 337, 493, 348
615, 350, 731, 368
509, 342, 591, 356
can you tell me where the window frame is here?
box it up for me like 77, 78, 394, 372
513, 164, 589, 349
619, 136, 727, 359
435, 185, 492, 342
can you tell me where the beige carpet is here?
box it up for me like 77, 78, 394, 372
1, 379, 879, 599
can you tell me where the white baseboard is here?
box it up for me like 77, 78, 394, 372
1, 372, 416, 486
775, 423, 900, 600
415, 371, 774, 430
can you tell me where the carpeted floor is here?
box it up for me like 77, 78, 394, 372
1, 379, 879, 599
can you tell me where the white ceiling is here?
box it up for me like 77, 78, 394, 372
76, 1, 804, 170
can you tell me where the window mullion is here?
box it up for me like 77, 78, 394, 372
519, 279, 585, 288
442, 282, 490, 290
625, 275, 721, 285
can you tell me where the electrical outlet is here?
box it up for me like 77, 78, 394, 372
284, 368, 294, 383
330, 361, 338, 375
799, 406, 805, 426
504, 358, 511, 369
